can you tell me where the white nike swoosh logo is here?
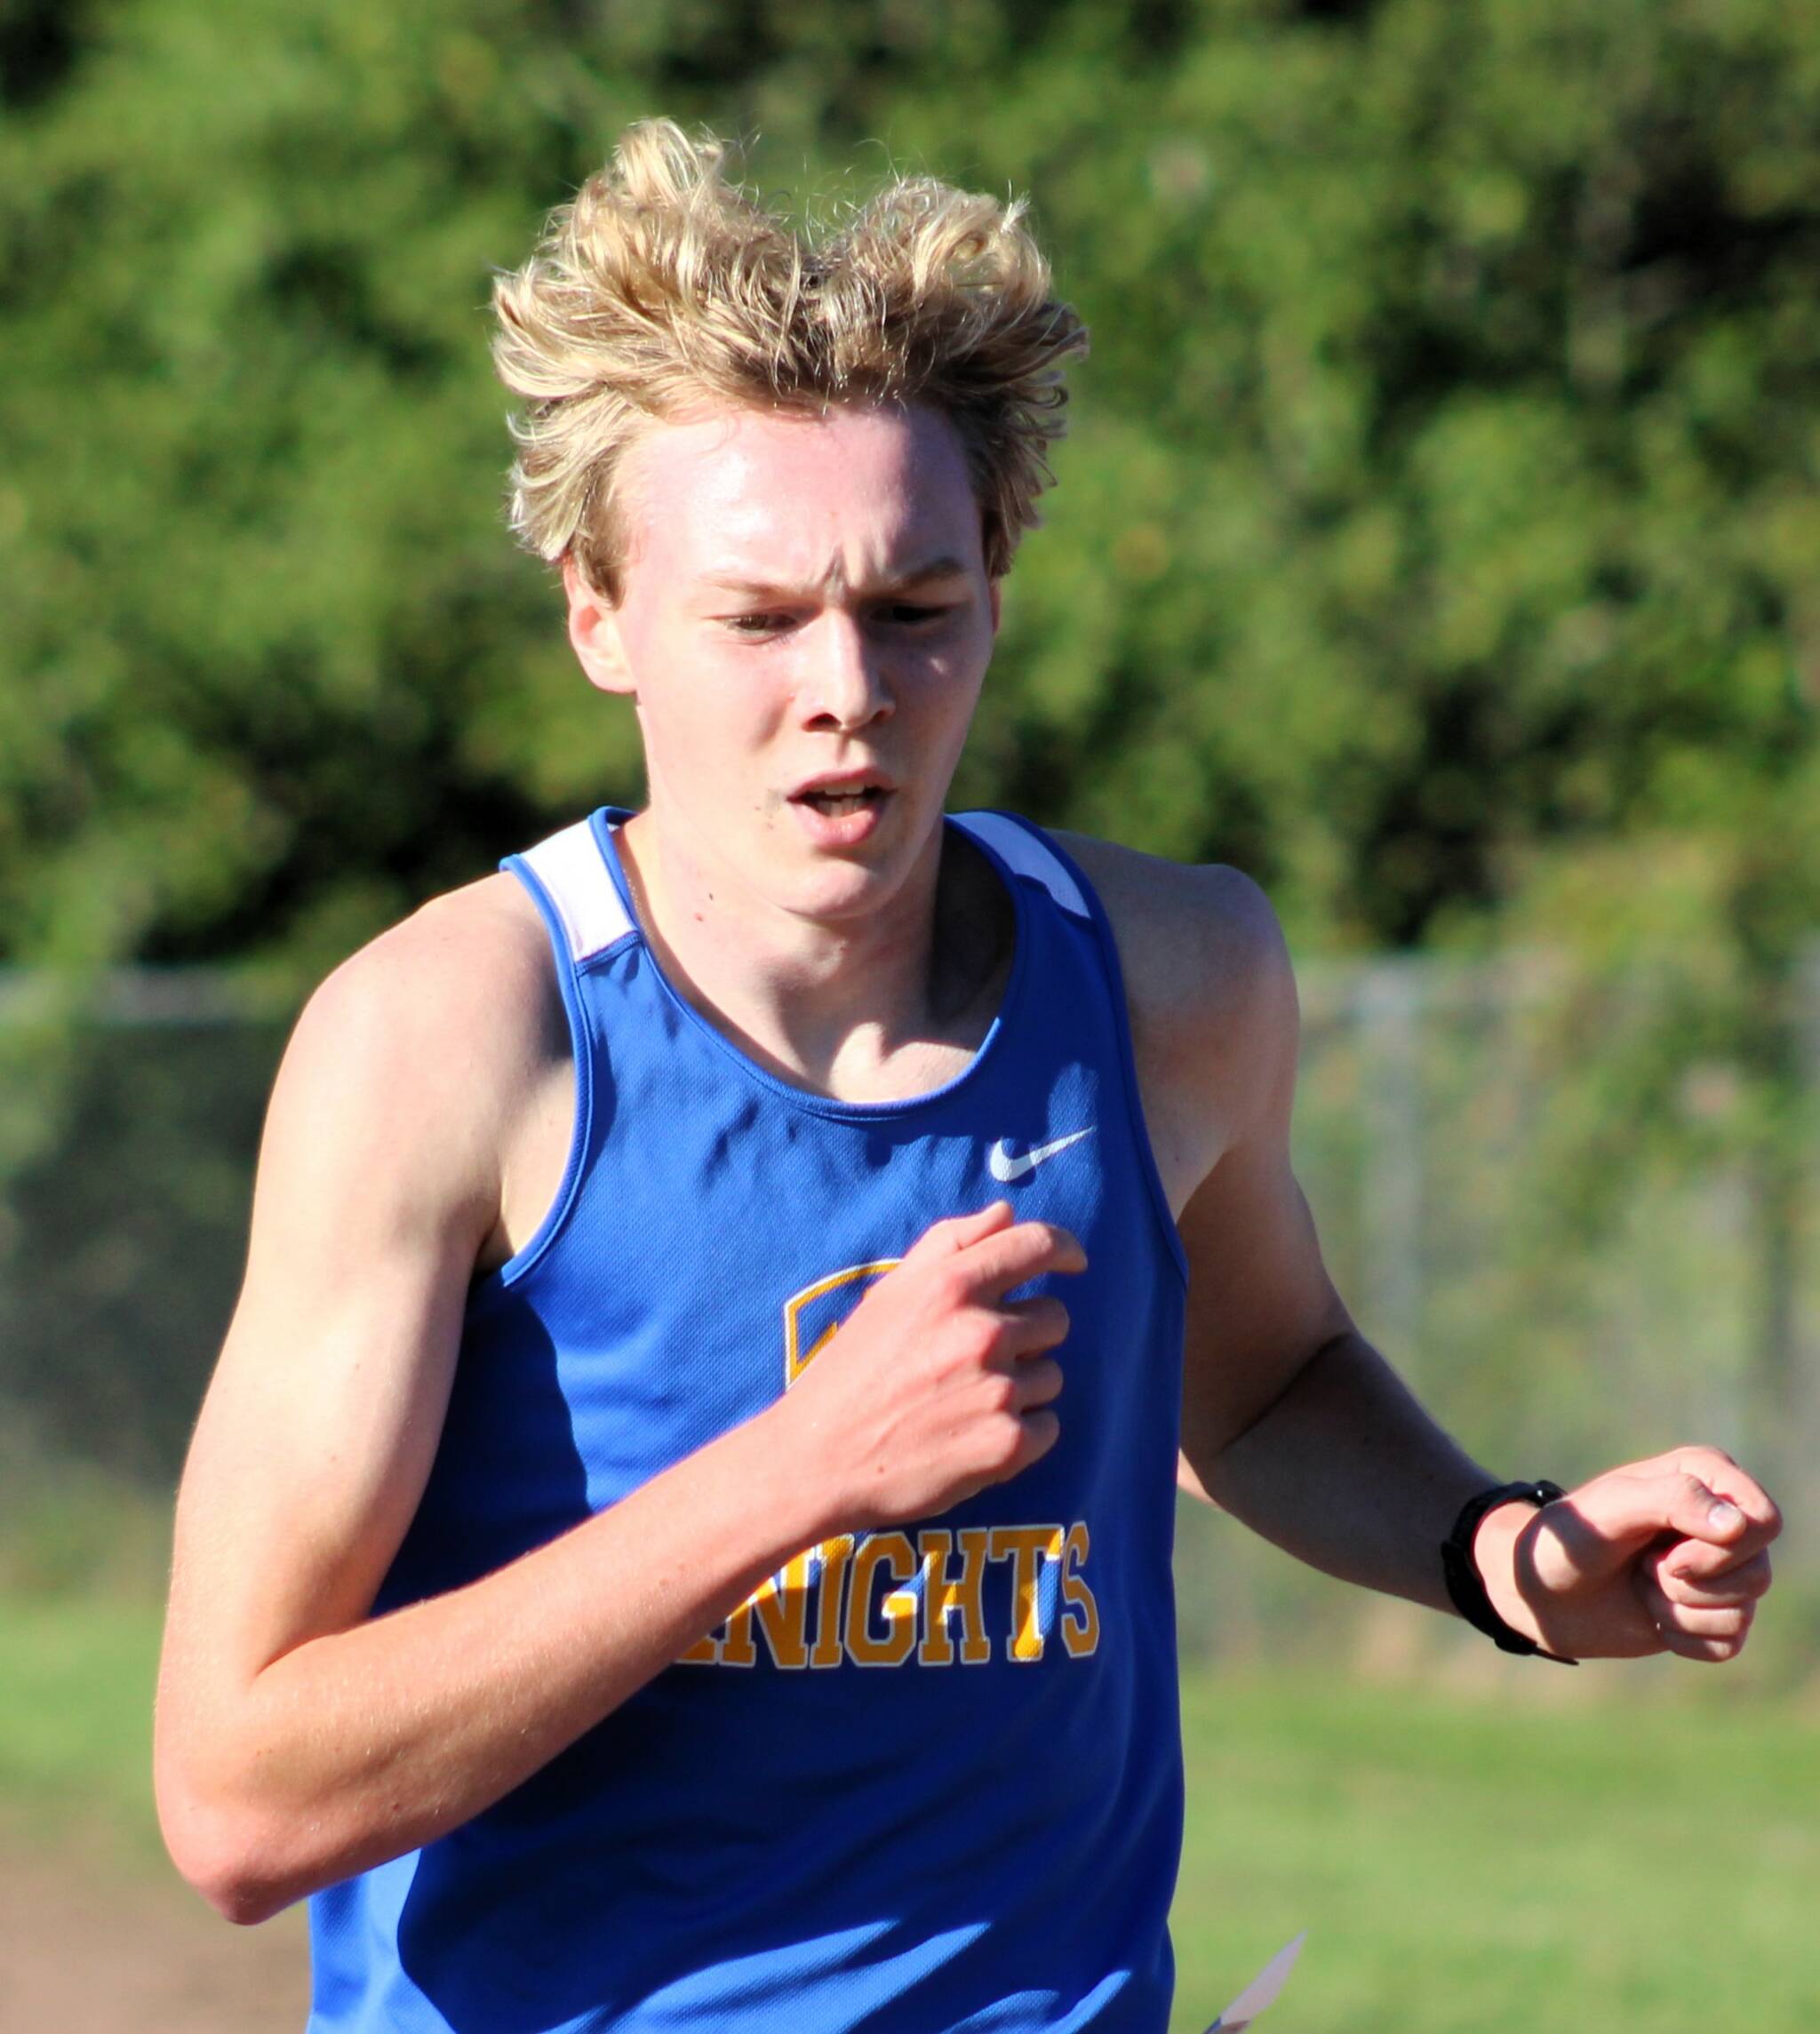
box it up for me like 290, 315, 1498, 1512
987, 1128, 1095, 1185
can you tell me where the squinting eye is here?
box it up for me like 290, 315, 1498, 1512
879, 603, 951, 626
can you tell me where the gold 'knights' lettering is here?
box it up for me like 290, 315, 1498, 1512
1061, 1520, 1099, 1657
990, 1524, 1065, 1663
844, 1531, 919, 1666
916, 1527, 992, 1665
679, 1519, 1099, 1671
720, 1546, 815, 1669
809, 1535, 855, 1669
675, 1266, 1104, 1671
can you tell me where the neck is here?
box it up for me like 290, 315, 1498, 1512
614, 807, 1010, 1102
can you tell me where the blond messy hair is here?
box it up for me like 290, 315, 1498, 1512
492, 120, 1088, 598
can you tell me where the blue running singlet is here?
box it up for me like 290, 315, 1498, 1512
307, 809, 1189, 2033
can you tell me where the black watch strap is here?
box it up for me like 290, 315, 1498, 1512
1441, 1480, 1578, 1664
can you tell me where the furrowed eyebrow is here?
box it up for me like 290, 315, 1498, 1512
701, 556, 972, 600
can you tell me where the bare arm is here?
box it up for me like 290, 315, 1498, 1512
156, 894, 1077, 1925
1101, 857, 1780, 1661
1169, 893, 1497, 1607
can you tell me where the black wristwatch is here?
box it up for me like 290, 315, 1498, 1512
1441, 1480, 1578, 1664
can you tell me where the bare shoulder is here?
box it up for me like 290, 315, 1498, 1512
297, 872, 556, 1068
267, 872, 564, 1235
1056, 834, 1294, 1048
1054, 833, 1298, 1196
291, 873, 555, 1088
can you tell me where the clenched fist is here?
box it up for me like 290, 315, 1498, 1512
1476, 1447, 1780, 1663
771, 1200, 1086, 1535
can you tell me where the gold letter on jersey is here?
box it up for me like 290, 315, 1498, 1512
1060, 1520, 1099, 1657
720, 1549, 815, 1670
844, 1531, 918, 1666
916, 1527, 993, 1665
989, 1524, 1065, 1663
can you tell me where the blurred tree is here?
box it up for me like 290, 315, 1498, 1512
895, 0, 1820, 1441
2, 0, 1816, 1440
923, 0, 1820, 951
4, 0, 1815, 977
3, 0, 646, 985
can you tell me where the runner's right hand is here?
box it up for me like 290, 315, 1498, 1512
774, 1200, 1085, 1533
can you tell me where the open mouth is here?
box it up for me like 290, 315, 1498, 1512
794, 785, 890, 818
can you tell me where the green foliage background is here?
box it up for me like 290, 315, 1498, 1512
3, 0, 1817, 1489
4, 14, 1818, 2005
6, 0, 1817, 972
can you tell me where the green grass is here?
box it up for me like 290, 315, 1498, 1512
1170, 1667, 1820, 2032
0, 1591, 168, 1863
4, 1591, 1817, 2030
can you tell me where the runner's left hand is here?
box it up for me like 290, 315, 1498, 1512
1473, 1448, 1779, 1663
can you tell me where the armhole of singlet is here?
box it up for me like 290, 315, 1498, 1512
476, 816, 636, 1295
954, 810, 1189, 1288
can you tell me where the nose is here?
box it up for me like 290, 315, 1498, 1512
801, 613, 892, 732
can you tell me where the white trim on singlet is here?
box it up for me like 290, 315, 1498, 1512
519, 818, 634, 964
522, 810, 1077, 963
951, 811, 1091, 921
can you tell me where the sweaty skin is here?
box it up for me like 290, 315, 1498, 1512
155, 401, 1779, 1927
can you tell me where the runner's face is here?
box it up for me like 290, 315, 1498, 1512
570, 400, 999, 924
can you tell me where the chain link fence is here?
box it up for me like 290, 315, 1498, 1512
3, 954, 1814, 1658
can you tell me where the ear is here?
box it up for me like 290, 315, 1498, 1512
988, 577, 1002, 637
563, 553, 635, 698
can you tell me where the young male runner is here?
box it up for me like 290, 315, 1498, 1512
155, 124, 1780, 2031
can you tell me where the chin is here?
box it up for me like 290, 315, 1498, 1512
768, 806, 939, 916
778, 861, 901, 926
